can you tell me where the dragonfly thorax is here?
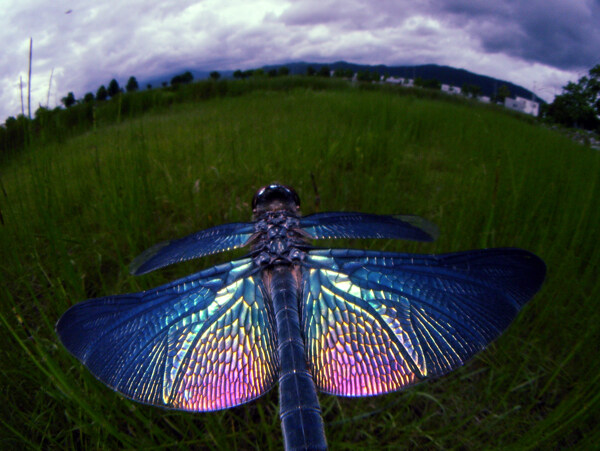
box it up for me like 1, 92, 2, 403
251, 210, 309, 267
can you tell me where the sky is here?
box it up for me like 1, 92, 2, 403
1, 0, 599, 123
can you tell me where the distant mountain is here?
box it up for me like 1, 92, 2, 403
140, 61, 543, 104
263, 61, 544, 104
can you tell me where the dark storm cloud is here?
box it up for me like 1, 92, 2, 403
279, 0, 345, 26
278, 1, 425, 31
277, 0, 600, 70
431, 0, 600, 70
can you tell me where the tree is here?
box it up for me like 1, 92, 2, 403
171, 71, 194, 86
107, 79, 121, 97
210, 71, 221, 80
306, 66, 316, 76
96, 85, 108, 101
545, 64, 600, 130
334, 68, 354, 78
83, 92, 95, 103
590, 64, 600, 113
357, 70, 379, 82
421, 78, 441, 90
546, 82, 598, 129
462, 83, 482, 98
182, 71, 194, 83
61, 92, 76, 107
126, 76, 139, 92
34, 105, 50, 120
278, 66, 290, 76
1, 115, 29, 153
494, 84, 511, 103
233, 69, 244, 79
267, 69, 277, 78
318, 66, 331, 77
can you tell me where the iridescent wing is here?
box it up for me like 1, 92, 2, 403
129, 222, 254, 275
301, 248, 545, 396
300, 212, 439, 242
56, 258, 278, 411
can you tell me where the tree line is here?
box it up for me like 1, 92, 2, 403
2, 63, 598, 159
541, 64, 600, 131
61, 71, 196, 108
0, 70, 198, 157
57, 63, 600, 129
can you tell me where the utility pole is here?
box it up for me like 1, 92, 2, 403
47, 68, 54, 108
20, 76, 25, 116
27, 38, 33, 119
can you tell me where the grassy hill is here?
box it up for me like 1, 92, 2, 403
1, 79, 599, 449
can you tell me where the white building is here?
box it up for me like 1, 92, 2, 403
441, 84, 462, 95
504, 96, 540, 116
384, 76, 404, 84
383, 76, 414, 87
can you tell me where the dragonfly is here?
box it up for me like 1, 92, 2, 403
56, 183, 546, 450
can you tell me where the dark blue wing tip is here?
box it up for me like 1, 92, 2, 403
55, 302, 73, 336
55, 304, 83, 358
130, 261, 154, 276
128, 241, 171, 275
393, 215, 440, 242
486, 248, 546, 306
521, 249, 547, 297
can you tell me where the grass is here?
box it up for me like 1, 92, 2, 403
1, 81, 599, 449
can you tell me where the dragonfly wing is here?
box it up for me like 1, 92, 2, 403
56, 258, 278, 411
129, 222, 255, 275
300, 212, 438, 242
301, 248, 545, 396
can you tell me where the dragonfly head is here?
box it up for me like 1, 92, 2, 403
252, 184, 300, 216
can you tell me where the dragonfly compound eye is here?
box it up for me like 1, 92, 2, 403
252, 184, 300, 213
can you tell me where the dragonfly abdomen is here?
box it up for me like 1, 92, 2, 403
265, 265, 327, 451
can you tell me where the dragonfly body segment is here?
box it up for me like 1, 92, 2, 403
265, 265, 327, 451
56, 184, 545, 451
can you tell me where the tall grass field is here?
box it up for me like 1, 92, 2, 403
1, 80, 599, 449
